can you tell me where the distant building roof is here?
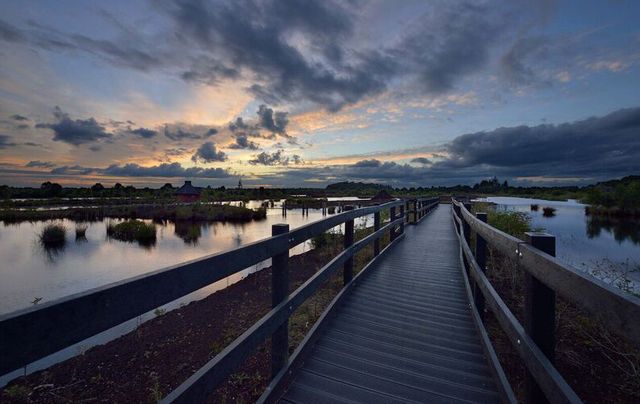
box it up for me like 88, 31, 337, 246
175, 180, 201, 196
371, 190, 394, 201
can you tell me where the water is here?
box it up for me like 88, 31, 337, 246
0, 199, 375, 385
478, 197, 640, 289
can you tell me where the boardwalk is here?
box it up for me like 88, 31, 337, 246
278, 205, 501, 403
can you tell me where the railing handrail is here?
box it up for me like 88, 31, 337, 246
451, 206, 581, 404
0, 198, 435, 377
451, 199, 640, 345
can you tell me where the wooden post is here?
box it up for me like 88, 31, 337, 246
462, 203, 471, 246
475, 212, 488, 321
524, 232, 556, 404
399, 204, 405, 234
343, 206, 354, 285
373, 211, 381, 257
271, 224, 289, 377
390, 206, 397, 241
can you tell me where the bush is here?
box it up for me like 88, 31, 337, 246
542, 206, 557, 217
107, 220, 156, 244
488, 210, 531, 239
39, 223, 66, 248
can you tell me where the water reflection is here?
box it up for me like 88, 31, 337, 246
587, 216, 640, 245
173, 221, 203, 245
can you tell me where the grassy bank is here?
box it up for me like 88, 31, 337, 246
0, 203, 267, 223
471, 201, 640, 403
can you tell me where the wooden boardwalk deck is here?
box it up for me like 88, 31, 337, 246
278, 205, 501, 403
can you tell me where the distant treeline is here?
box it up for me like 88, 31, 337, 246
2, 176, 640, 211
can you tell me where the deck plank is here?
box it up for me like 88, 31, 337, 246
279, 205, 501, 403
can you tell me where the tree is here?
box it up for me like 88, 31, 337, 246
41, 181, 63, 197
91, 183, 105, 192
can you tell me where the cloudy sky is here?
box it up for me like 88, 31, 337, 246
0, 0, 639, 188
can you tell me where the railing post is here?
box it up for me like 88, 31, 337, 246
373, 210, 381, 257
343, 206, 354, 285
414, 200, 418, 223
400, 203, 405, 234
271, 223, 289, 377
462, 203, 471, 245
524, 232, 556, 404
475, 212, 488, 321
390, 206, 397, 241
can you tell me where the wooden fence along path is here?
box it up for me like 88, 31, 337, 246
2, 197, 640, 403
270, 205, 502, 403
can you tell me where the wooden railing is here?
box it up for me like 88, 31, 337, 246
451, 199, 640, 404
0, 197, 439, 402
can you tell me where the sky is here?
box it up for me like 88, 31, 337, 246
0, 0, 639, 188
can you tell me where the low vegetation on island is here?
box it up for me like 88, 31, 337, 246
107, 220, 156, 245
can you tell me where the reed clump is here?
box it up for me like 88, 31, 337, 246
75, 223, 88, 239
39, 223, 66, 248
542, 206, 557, 217
107, 220, 156, 244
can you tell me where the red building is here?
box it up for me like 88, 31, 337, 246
175, 180, 201, 202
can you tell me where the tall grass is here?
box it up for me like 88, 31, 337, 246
107, 220, 156, 244
39, 223, 66, 248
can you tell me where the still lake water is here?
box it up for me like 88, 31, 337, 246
0, 199, 375, 384
479, 197, 640, 288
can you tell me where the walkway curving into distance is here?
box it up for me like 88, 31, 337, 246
277, 205, 501, 403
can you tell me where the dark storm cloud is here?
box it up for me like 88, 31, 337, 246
1, 1, 529, 111
411, 157, 432, 165
102, 162, 230, 178
181, 57, 240, 84
129, 127, 158, 138
51, 165, 95, 175
164, 127, 203, 141
191, 141, 227, 163
228, 135, 259, 150
26, 160, 55, 168
10, 114, 29, 121
36, 107, 112, 146
248, 150, 302, 166
500, 36, 552, 86
352, 159, 382, 168
397, 2, 502, 94
437, 107, 640, 178
164, 0, 389, 110
0, 19, 25, 42
164, 0, 513, 110
257, 105, 288, 134
0, 134, 16, 149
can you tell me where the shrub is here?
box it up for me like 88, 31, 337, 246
488, 210, 531, 239
107, 220, 156, 244
530, 204, 539, 211
542, 206, 557, 217
39, 223, 66, 248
